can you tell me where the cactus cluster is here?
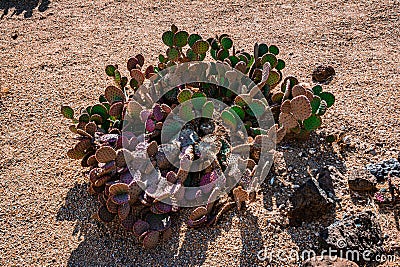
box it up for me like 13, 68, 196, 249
270, 81, 335, 141
61, 24, 335, 248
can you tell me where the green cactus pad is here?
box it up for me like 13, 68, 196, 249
310, 96, 321, 114
90, 104, 108, 119
209, 38, 220, 50
221, 110, 237, 130
276, 59, 285, 71
61, 106, 74, 120
266, 70, 280, 86
158, 54, 166, 63
95, 146, 116, 163
130, 78, 138, 90
217, 49, 229, 61
105, 86, 125, 104
105, 65, 116, 77
179, 104, 195, 122
177, 89, 192, 103
210, 48, 217, 60
120, 76, 128, 88
186, 49, 197, 61
174, 31, 189, 47
281, 76, 299, 93
188, 34, 202, 47
166, 47, 179, 61
162, 31, 174, 47
228, 56, 240, 67
192, 40, 210, 55
271, 92, 284, 103
202, 101, 214, 118
268, 45, 279, 55
198, 53, 206, 61
229, 105, 245, 120
114, 69, 121, 83
234, 94, 249, 107
261, 53, 278, 69
191, 92, 207, 110
78, 113, 90, 123
237, 54, 249, 64
258, 43, 269, 57
221, 37, 233, 50
303, 114, 322, 131
319, 92, 335, 107
247, 100, 267, 118
90, 114, 103, 124
99, 95, 108, 103
312, 85, 323, 95
316, 100, 328, 116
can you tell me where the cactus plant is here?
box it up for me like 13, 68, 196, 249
61, 25, 335, 249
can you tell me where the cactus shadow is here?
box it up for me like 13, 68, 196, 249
0, 0, 50, 19
260, 132, 346, 254
238, 210, 264, 266
57, 182, 266, 266
57, 182, 183, 266
58, 182, 255, 266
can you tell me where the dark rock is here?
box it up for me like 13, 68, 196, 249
366, 158, 400, 182
317, 168, 335, 196
11, 33, 18, 40
288, 178, 335, 226
312, 65, 335, 83
348, 168, 377, 191
302, 256, 358, 267
319, 211, 384, 265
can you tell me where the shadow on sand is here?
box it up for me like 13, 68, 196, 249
0, 0, 50, 19
57, 182, 264, 266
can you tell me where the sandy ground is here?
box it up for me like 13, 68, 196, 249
0, 0, 399, 266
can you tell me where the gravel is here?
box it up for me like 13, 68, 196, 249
0, 0, 399, 266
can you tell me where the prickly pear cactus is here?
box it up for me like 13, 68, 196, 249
273, 81, 335, 142
61, 25, 335, 248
